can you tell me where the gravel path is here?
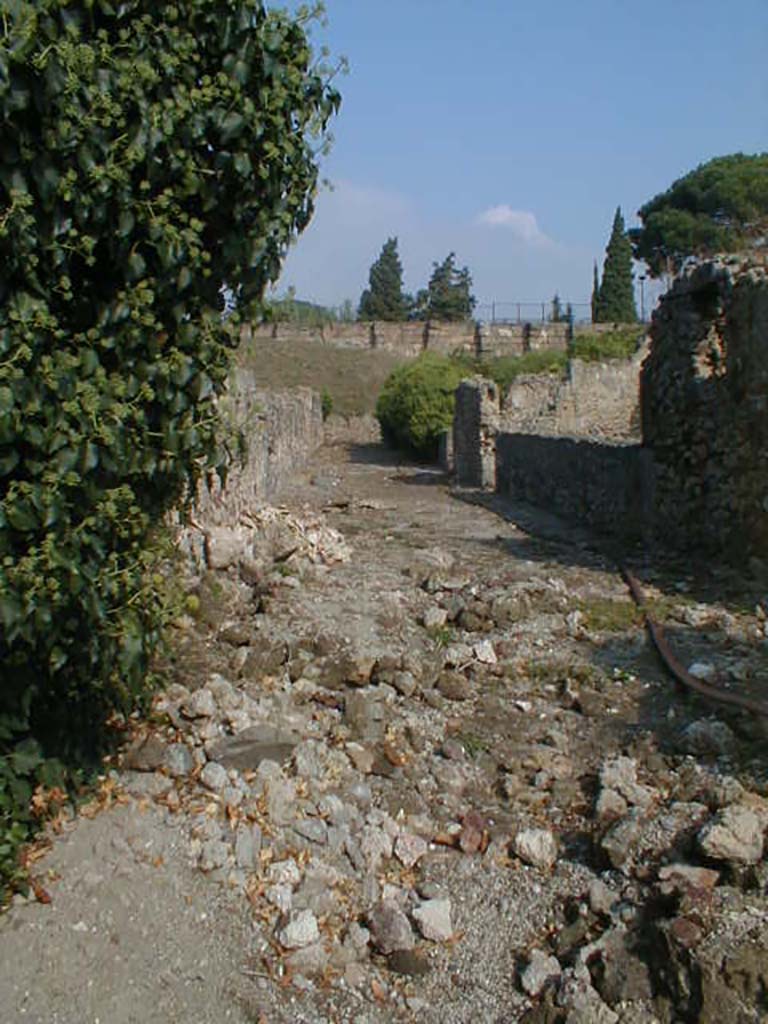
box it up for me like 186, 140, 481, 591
1, 430, 767, 1024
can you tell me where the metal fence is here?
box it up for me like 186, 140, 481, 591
474, 301, 593, 325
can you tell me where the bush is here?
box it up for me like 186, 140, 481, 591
570, 328, 643, 362
376, 353, 465, 459
321, 388, 334, 420
0, 0, 339, 897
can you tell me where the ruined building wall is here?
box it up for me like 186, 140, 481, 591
193, 369, 323, 528
642, 257, 768, 560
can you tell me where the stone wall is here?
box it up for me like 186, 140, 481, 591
495, 434, 652, 542
453, 378, 500, 488
452, 353, 643, 492
247, 320, 600, 360
193, 369, 323, 527
501, 346, 645, 441
642, 256, 768, 560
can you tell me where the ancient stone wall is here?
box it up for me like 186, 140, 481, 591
193, 369, 323, 527
501, 346, 645, 441
453, 378, 500, 488
495, 435, 652, 542
642, 256, 768, 560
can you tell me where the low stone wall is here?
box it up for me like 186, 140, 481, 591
502, 347, 645, 441
247, 319, 629, 360
642, 256, 768, 560
453, 378, 500, 488
495, 435, 652, 542
193, 369, 323, 527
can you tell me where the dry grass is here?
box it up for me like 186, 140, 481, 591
237, 335, 407, 417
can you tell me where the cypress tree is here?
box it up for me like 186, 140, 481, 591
596, 208, 637, 322
358, 238, 407, 320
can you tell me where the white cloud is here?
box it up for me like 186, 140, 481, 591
476, 205, 551, 245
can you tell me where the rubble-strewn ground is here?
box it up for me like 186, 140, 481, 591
1, 422, 767, 1024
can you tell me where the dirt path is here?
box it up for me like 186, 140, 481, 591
1, 431, 767, 1024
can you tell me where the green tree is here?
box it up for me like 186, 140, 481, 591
551, 293, 563, 322
0, 0, 339, 771
630, 153, 768, 276
358, 237, 407, 320
595, 208, 637, 322
425, 253, 476, 321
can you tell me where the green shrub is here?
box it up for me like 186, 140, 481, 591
321, 388, 334, 420
376, 353, 465, 458
0, 0, 339, 897
570, 328, 643, 362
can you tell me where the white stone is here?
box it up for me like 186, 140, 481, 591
412, 898, 453, 942
473, 639, 497, 664
394, 832, 428, 868
688, 661, 716, 682
520, 948, 561, 997
513, 828, 558, 869
698, 806, 764, 864
279, 909, 319, 950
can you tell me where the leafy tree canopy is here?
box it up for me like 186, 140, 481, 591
630, 153, 768, 276
358, 237, 407, 321
423, 252, 476, 321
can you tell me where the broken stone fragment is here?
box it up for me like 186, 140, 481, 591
520, 948, 561, 997
206, 724, 299, 770
279, 909, 320, 950
412, 898, 453, 942
513, 828, 558, 869
368, 901, 415, 954
698, 805, 765, 864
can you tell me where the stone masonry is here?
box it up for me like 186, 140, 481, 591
642, 256, 768, 561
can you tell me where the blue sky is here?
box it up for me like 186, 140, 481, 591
275, 0, 767, 317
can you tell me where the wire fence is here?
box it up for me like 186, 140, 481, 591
474, 301, 593, 325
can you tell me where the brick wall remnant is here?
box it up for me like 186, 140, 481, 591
642, 256, 768, 560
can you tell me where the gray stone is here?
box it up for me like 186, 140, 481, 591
394, 832, 428, 868
368, 901, 415, 954
163, 743, 195, 779
392, 671, 417, 698
345, 691, 386, 741
513, 828, 558, 869
199, 839, 230, 873
601, 811, 643, 870
698, 805, 765, 864
234, 824, 262, 869
199, 761, 229, 793
286, 941, 328, 976
436, 671, 472, 702
207, 724, 299, 771
520, 949, 561, 997
205, 526, 249, 569
122, 734, 167, 772
293, 818, 328, 845
412, 898, 453, 942
681, 718, 736, 756
599, 757, 654, 809
264, 777, 297, 826
279, 909, 320, 950
588, 879, 617, 916
360, 825, 393, 870
181, 689, 217, 719
422, 607, 448, 630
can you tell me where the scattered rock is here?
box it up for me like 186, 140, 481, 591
513, 828, 558, 870
520, 949, 561, 997
412, 898, 453, 942
698, 805, 765, 864
368, 902, 415, 954
680, 718, 736, 757
436, 671, 472, 702
207, 725, 299, 770
279, 910, 320, 950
